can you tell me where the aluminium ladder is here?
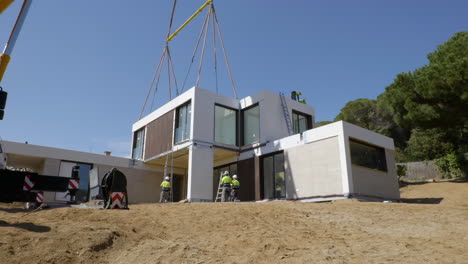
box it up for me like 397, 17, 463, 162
279, 92, 293, 136
214, 173, 224, 202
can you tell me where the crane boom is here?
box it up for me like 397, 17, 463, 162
0, 0, 15, 14
0, 0, 32, 83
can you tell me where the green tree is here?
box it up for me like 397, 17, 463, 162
334, 99, 407, 146
314, 121, 333, 127
377, 31, 468, 161
378, 31, 468, 132
335, 99, 388, 133
405, 128, 455, 161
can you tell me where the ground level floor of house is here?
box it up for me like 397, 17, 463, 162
1, 121, 400, 204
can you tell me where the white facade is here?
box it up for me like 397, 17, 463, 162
1, 87, 399, 204
132, 87, 399, 202
132, 87, 314, 152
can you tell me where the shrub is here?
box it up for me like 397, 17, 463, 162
434, 153, 465, 179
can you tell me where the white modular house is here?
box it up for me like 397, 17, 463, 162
132, 87, 400, 202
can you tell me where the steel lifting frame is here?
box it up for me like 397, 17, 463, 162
166, 0, 212, 43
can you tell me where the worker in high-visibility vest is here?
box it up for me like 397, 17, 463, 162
159, 176, 171, 203
220, 171, 232, 202
230, 175, 240, 202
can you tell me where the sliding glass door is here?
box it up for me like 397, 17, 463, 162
261, 152, 285, 199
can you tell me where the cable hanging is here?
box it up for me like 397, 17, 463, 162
195, 7, 211, 88
181, 6, 211, 93
140, 0, 239, 119
212, 4, 238, 99
139, 0, 179, 119
212, 3, 219, 94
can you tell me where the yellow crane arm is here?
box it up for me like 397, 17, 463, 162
166, 0, 212, 43
0, 0, 15, 14
0, 54, 10, 83
0, 0, 32, 83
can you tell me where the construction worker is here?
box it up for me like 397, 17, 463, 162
230, 175, 240, 202
220, 171, 232, 202
159, 176, 171, 203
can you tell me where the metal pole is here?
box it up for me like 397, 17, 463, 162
170, 149, 174, 202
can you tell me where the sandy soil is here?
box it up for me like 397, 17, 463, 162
1, 181, 467, 264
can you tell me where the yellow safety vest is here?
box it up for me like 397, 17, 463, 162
231, 179, 240, 187
221, 176, 232, 185
161, 181, 171, 189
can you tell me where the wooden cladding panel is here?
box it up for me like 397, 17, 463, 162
144, 110, 174, 160
238, 157, 256, 201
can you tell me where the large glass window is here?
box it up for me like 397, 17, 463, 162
214, 105, 237, 145
75, 164, 91, 203
292, 111, 311, 134
242, 105, 260, 145
262, 152, 285, 199
175, 101, 192, 144
55, 162, 91, 203
132, 128, 145, 160
350, 139, 387, 172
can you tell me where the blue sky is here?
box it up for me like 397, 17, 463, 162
0, 0, 466, 157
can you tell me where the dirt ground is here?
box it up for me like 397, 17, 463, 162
1, 181, 467, 264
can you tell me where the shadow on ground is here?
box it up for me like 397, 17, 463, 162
399, 178, 467, 188
0, 220, 51, 233
0, 208, 29, 213
401, 198, 444, 204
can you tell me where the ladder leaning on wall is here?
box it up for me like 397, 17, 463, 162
214, 172, 224, 202
279, 92, 293, 136
163, 143, 175, 202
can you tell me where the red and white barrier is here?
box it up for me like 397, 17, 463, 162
23, 175, 35, 191
35, 192, 44, 203
109, 192, 126, 209
68, 179, 79, 190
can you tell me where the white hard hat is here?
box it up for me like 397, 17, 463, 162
165, 176, 169, 181
224, 171, 229, 176
232, 175, 237, 179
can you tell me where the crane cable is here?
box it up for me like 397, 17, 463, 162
195, 7, 211, 88
166, 0, 178, 40
181, 6, 211, 93
166, 0, 180, 99
140, 0, 179, 119
166, 47, 179, 96
211, 3, 219, 94
140, 48, 166, 119
212, 4, 238, 99
182, 2, 236, 98
140, 0, 238, 118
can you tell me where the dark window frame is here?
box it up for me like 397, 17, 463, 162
241, 103, 260, 146
132, 127, 145, 160
292, 110, 312, 134
349, 138, 388, 172
214, 103, 239, 146
174, 100, 192, 145
213, 161, 238, 173
259, 151, 285, 200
